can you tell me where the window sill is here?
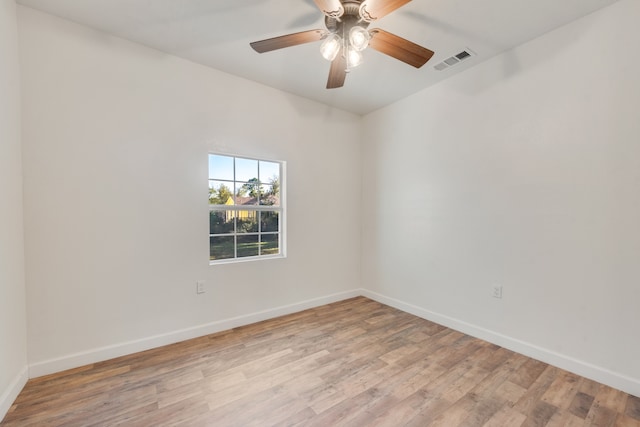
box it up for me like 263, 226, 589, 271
209, 253, 286, 266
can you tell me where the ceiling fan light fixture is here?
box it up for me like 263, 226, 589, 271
349, 26, 370, 51
320, 33, 341, 61
346, 48, 363, 69
358, 1, 373, 22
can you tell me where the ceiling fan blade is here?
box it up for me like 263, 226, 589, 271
250, 29, 325, 53
327, 53, 347, 89
312, 0, 344, 18
359, 0, 411, 21
368, 29, 434, 68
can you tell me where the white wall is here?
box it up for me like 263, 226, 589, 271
12, 0, 640, 404
362, 0, 640, 396
18, 6, 362, 375
0, 0, 28, 420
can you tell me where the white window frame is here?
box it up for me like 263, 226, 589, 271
208, 153, 286, 265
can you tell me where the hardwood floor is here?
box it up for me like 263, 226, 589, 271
2, 297, 639, 426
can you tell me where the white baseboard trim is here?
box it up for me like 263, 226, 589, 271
0, 366, 28, 422
29, 289, 361, 378
362, 289, 640, 398
26, 288, 640, 398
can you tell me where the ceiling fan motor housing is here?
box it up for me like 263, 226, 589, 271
325, 1, 370, 36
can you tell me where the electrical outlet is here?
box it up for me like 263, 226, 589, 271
196, 280, 205, 294
492, 285, 503, 299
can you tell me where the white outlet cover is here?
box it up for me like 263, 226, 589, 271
492, 285, 503, 298
196, 281, 205, 294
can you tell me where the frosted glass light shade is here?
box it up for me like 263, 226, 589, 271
320, 34, 341, 61
349, 26, 370, 51
346, 49, 363, 68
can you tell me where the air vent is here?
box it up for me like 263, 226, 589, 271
444, 57, 459, 66
433, 49, 475, 71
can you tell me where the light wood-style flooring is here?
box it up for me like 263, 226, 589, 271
2, 297, 639, 426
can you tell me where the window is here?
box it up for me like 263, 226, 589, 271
208, 154, 284, 263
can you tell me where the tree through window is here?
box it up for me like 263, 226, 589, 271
209, 154, 284, 262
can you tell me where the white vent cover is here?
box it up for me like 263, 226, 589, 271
433, 49, 475, 71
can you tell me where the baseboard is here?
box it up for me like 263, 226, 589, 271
27, 287, 640, 398
0, 366, 28, 422
29, 289, 361, 378
362, 289, 640, 398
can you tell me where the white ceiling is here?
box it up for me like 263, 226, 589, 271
16, 0, 619, 115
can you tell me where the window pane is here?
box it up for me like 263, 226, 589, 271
234, 184, 259, 206
236, 211, 258, 233
259, 184, 279, 206
209, 181, 234, 205
261, 233, 279, 255
209, 154, 234, 181
261, 211, 279, 233
210, 211, 234, 234
259, 161, 280, 182
237, 234, 259, 258
235, 158, 258, 182
210, 236, 234, 260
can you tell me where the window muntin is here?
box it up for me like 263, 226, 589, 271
209, 154, 284, 263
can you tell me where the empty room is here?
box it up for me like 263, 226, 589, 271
1, 0, 639, 425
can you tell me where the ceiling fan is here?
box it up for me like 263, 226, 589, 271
250, 0, 435, 89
